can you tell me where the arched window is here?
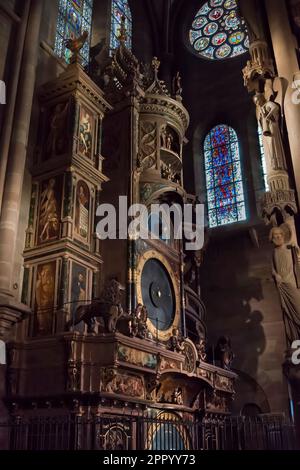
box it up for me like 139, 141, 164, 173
204, 124, 246, 227
110, 0, 132, 52
54, 0, 93, 67
258, 125, 269, 191
189, 0, 249, 60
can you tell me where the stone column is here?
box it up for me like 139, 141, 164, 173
0, 0, 31, 212
265, 0, 300, 206
0, 0, 44, 337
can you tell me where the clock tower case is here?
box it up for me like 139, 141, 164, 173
99, 29, 205, 344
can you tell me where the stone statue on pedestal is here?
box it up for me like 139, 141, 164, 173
254, 93, 287, 171
270, 226, 300, 345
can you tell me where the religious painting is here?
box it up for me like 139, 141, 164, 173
35, 261, 56, 335
37, 177, 62, 244
78, 106, 93, 159
74, 180, 90, 242
45, 101, 69, 159
70, 262, 88, 330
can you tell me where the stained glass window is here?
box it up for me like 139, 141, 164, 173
204, 125, 246, 227
258, 125, 269, 191
110, 0, 132, 52
54, 0, 93, 67
189, 0, 249, 60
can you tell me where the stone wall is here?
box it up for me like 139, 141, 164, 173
201, 227, 289, 415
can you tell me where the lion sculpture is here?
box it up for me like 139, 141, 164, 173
67, 279, 125, 333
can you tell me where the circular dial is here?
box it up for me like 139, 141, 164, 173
141, 259, 175, 332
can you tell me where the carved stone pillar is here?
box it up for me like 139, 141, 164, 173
243, 5, 300, 436
243, 39, 297, 232
0, 0, 31, 212
265, 0, 300, 207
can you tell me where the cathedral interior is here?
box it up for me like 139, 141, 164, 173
1, 0, 300, 451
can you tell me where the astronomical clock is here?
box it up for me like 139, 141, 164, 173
5, 22, 236, 451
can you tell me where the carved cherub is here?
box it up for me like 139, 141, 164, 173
129, 304, 148, 339
167, 328, 184, 353
172, 387, 183, 405
196, 337, 207, 362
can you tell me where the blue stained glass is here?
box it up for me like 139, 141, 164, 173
215, 184, 235, 207
190, 30, 202, 43
211, 146, 231, 167
206, 168, 214, 188
192, 16, 207, 29
197, 3, 210, 15
195, 37, 210, 51
189, 0, 249, 60
204, 125, 246, 227
208, 210, 218, 227
110, 0, 132, 53
237, 202, 246, 220
200, 46, 215, 59
54, 0, 93, 67
232, 160, 242, 180
214, 165, 233, 186
216, 205, 238, 225
211, 127, 229, 147
210, 0, 224, 6
207, 189, 215, 210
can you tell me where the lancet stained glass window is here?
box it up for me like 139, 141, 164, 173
204, 125, 246, 227
189, 0, 249, 60
110, 0, 132, 52
258, 125, 269, 191
54, 0, 93, 67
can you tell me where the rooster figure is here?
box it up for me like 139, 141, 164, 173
65, 30, 89, 64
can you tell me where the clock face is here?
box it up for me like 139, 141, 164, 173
141, 258, 175, 332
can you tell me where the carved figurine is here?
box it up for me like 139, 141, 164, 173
161, 163, 173, 180
270, 226, 300, 345
65, 30, 89, 64
196, 337, 207, 362
172, 71, 183, 97
129, 303, 148, 339
67, 279, 125, 333
215, 336, 234, 370
166, 132, 173, 151
172, 387, 183, 405
161, 125, 167, 148
254, 93, 287, 171
167, 327, 184, 353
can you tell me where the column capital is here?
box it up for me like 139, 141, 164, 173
0, 293, 31, 340
242, 39, 275, 93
